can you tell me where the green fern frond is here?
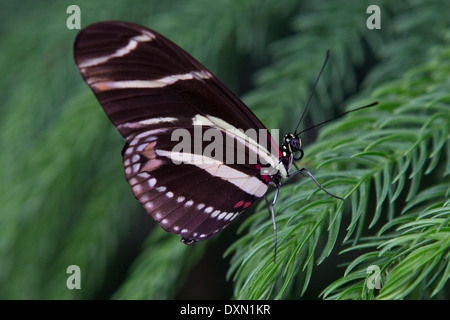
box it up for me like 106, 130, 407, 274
322, 183, 450, 300
226, 31, 450, 299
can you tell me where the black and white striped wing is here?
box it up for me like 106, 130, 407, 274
74, 21, 280, 242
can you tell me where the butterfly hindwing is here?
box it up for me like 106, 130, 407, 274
120, 126, 267, 241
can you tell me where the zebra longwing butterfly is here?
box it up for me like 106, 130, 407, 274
74, 21, 375, 258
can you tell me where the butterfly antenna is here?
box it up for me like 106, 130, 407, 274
298, 101, 379, 135
294, 49, 330, 136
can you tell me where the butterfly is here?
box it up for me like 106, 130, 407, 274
74, 21, 376, 260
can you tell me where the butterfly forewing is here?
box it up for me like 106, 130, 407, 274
74, 21, 278, 242
74, 21, 270, 134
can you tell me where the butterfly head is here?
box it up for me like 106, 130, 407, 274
288, 133, 302, 153
280, 133, 304, 170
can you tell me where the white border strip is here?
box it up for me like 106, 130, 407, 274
79, 31, 155, 68
91, 70, 212, 91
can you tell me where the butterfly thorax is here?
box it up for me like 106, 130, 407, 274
267, 133, 302, 188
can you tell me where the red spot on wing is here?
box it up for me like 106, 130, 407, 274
244, 202, 252, 208
255, 164, 270, 183
234, 200, 244, 208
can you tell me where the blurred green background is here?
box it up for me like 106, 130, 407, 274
0, 0, 449, 299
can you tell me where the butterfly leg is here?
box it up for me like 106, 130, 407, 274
265, 186, 280, 263
288, 168, 343, 200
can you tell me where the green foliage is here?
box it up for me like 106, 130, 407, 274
112, 229, 207, 299
226, 1, 450, 299
228, 46, 450, 298
0, 0, 448, 299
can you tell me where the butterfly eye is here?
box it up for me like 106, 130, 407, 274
289, 137, 301, 152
